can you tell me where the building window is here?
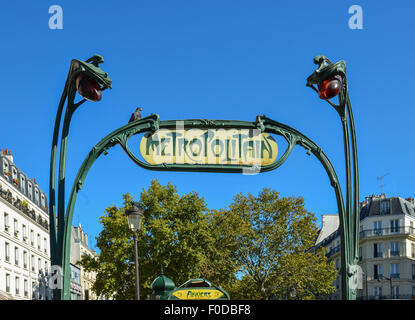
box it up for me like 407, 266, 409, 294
14, 219, 18, 237
5, 274, 10, 293
31, 255, 35, 272
390, 219, 399, 233
3, 160, 9, 174
390, 242, 400, 257
23, 251, 28, 269
5, 242, 10, 262
373, 221, 382, 235
374, 243, 382, 258
28, 183, 32, 197
4, 212, 9, 232
381, 200, 390, 214
373, 287, 382, 299
44, 237, 47, 254
391, 263, 400, 279
14, 246, 19, 266
374, 264, 382, 280
392, 286, 399, 299
22, 224, 27, 242
30, 229, 34, 246
20, 176, 25, 193
38, 258, 42, 273
15, 276, 19, 295
41, 194, 45, 208
24, 279, 28, 298
35, 189, 39, 204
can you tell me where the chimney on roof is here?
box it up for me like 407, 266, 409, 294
360, 200, 368, 208
406, 197, 415, 206
2, 148, 13, 163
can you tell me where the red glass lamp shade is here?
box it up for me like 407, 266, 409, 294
75, 74, 102, 102
317, 74, 343, 100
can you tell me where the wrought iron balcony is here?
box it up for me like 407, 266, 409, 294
358, 294, 414, 300
390, 250, 400, 257
325, 245, 341, 258
359, 226, 415, 239
0, 187, 49, 231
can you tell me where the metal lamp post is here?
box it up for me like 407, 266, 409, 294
49, 55, 112, 300
125, 203, 144, 300
377, 275, 393, 299
306, 55, 360, 300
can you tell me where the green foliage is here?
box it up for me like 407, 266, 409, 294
80, 183, 336, 300
79, 179, 212, 300
208, 188, 337, 300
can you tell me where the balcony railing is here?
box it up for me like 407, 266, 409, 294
325, 245, 341, 258
374, 251, 383, 258
390, 250, 400, 257
360, 226, 415, 239
0, 188, 49, 231
358, 295, 415, 300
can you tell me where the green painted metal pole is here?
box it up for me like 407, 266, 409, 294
306, 56, 360, 300
340, 106, 353, 300
48, 76, 70, 300
49, 55, 111, 300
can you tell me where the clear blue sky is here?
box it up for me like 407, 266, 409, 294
0, 1, 414, 251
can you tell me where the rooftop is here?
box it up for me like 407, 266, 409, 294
316, 194, 415, 248
0, 149, 48, 214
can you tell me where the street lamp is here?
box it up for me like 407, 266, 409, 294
125, 202, 144, 300
75, 73, 104, 102
307, 55, 360, 300
49, 54, 112, 300
377, 275, 393, 299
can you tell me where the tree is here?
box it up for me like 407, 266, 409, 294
79, 179, 214, 299
209, 188, 337, 300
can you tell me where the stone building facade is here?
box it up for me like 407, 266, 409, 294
316, 194, 415, 300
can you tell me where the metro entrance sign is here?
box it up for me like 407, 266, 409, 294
140, 128, 278, 167
49, 54, 359, 300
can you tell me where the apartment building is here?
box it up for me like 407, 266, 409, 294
0, 149, 51, 300
316, 194, 415, 300
71, 225, 99, 300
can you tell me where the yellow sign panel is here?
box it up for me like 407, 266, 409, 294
140, 128, 278, 166
171, 288, 224, 300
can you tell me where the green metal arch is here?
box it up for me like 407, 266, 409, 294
60, 113, 347, 300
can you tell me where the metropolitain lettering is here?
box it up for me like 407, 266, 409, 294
140, 128, 278, 166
